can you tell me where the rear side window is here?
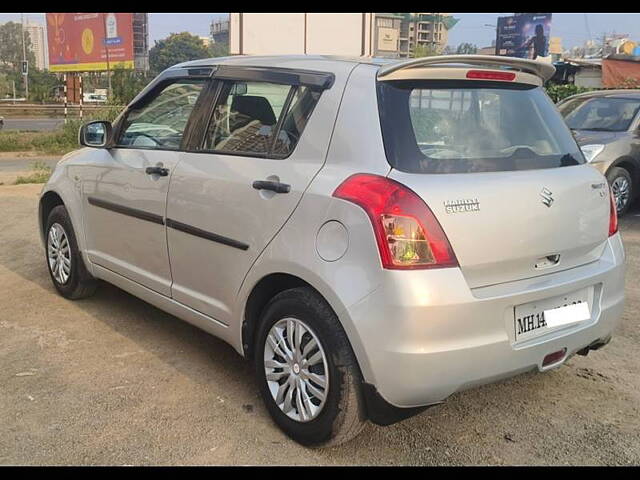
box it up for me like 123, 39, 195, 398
377, 80, 585, 174
204, 80, 320, 157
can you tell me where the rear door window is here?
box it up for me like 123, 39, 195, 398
377, 80, 585, 174
203, 80, 320, 157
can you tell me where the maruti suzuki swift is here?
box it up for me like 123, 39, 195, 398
39, 55, 626, 447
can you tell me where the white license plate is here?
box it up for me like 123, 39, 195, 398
514, 287, 593, 343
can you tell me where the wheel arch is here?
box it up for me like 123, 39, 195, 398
609, 156, 640, 186
39, 190, 65, 244
241, 272, 321, 360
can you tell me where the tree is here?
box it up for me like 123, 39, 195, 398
456, 43, 478, 55
0, 22, 36, 98
28, 69, 59, 103
413, 44, 439, 58
0, 21, 35, 69
209, 42, 229, 58
111, 68, 152, 105
149, 32, 210, 75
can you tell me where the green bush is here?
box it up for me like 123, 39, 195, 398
0, 105, 124, 155
545, 83, 593, 103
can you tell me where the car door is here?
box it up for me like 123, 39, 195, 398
82, 77, 207, 296
165, 65, 342, 324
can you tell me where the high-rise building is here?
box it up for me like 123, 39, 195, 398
211, 18, 230, 45
25, 21, 47, 70
132, 13, 149, 72
397, 13, 458, 57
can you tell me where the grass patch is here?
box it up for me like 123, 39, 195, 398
0, 105, 122, 155
14, 160, 53, 184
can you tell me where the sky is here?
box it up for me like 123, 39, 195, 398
2, 12, 640, 50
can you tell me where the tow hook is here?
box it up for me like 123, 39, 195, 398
577, 336, 612, 356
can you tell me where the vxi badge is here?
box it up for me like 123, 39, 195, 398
540, 187, 554, 207
444, 198, 480, 214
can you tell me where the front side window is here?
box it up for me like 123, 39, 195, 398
204, 80, 320, 157
560, 96, 640, 132
118, 79, 206, 150
377, 80, 584, 174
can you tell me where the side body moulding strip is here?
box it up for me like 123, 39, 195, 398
166, 218, 250, 251
87, 197, 165, 225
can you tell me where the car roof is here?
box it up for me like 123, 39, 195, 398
172, 54, 554, 82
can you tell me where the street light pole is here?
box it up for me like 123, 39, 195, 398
21, 13, 29, 100
102, 13, 112, 99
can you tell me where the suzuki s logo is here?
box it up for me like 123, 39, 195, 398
540, 187, 554, 207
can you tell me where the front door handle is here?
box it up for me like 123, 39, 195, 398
252, 180, 291, 194
145, 166, 169, 176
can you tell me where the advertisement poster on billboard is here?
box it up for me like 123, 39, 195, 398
495, 14, 552, 60
46, 13, 134, 72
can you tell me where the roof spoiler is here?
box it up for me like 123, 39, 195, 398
377, 55, 556, 82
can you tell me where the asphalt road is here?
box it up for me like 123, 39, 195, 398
0, 155, 60, 173
0, 184, 639, 465
1, 118, 64, 132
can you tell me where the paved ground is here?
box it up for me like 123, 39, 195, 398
1, 183, 639, 465
1, 118, 64, 132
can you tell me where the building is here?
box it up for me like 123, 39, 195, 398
25, 21, 47, 70
132, 13, 150, 72
397, 13, 458, 57
211, 18, 230, 45
373, 13, 402, 58
199, 36, 211, 48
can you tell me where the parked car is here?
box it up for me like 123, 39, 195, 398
557, 89, 640, 216
39, 55, 625, 447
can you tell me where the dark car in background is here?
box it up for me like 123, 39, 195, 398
558, 90, 640, 216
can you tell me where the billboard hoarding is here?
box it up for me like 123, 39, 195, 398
46, 13, 134, 72
495, 14, 552, 60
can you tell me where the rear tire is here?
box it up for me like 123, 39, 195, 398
254, 287, 367, 447
606, 166, 633, 217
45, 205, 98, 299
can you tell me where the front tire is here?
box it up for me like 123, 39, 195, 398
45, 205, 97, 299
607, 166, 633, 217
254, 287, 366, 447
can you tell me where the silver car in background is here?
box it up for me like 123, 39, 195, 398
558, 89, 640, 216
38, 55, 625, 447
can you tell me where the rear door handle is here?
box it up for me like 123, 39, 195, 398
252, 180, 291, 194
145, 166, 169, 176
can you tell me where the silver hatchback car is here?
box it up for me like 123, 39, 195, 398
39, 55, 625, 447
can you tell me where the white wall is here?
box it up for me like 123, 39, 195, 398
229, 13, 373, 56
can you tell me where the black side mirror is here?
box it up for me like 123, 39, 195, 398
79, 120, 113, 148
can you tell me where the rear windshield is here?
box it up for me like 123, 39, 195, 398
377, 80, 584, 174
559, 96, 640, 132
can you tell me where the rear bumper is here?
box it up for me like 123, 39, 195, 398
346, 233, 626, 409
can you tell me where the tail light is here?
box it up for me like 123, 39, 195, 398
466, 70, 516, 81
609, 188, 618, 237
332, 174, 458, 270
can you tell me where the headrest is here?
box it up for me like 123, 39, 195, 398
231, 95, 277, 126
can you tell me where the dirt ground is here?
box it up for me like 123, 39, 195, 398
1, 183, 639, 466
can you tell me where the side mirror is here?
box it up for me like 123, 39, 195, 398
79, 120, 113, 148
